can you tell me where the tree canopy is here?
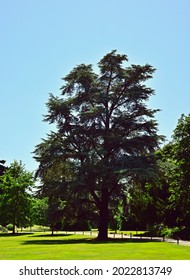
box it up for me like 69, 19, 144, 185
158, 114, 190, 229
0, 160, 6, 176
0, 160, 34, 233
34, 50, 163, 239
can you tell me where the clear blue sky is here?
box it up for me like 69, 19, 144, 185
0, 0, 189, 172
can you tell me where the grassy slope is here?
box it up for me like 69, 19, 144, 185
0, 232, 190, 260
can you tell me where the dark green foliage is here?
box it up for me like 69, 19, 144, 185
138, 113, 190, 239
169, 114, 190, 227
0, 160, 34, 233
155, 114, 190, 228
34, 50, 162, 240
0, 160, 6, 176
0, 225, 8, 232
6, 223, 14, 231
29, 197, 49, 227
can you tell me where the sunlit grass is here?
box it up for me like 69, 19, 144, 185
0, 232, 190, 260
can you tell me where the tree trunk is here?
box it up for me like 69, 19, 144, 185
12, 215, 16, 234
51, 224, 54, 235
97, 188, 109, 240
12, 223, 16, 234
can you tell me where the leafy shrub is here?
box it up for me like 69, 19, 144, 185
160, 226, 172, 237
146, 224, 190, 240
146, 223, 166, 236
63, 220, 92, 231
174, 227, 190, 240
0, 225, 8, 232
169, 227, 181, 239
161, 226, 189, 239
6, 223, 14, 231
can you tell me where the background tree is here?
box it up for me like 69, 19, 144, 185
0, 160, 34, 233
28, 197, 48, 230
34, 150, 77, 234
34, 50, 163, 240
0, 160, 6, 176
160, 114, 190, 231
126, 174, 171, 230
61, 191, 98, 231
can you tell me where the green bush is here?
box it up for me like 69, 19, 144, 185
146, 224, 166, 236
169, 227, 181, 239
174, 226, 190, 240
160, 226, 172, 237
146, 224, 184, 239
0, 225, 8, 232
6, 224, 14, 231
160, 226, 188, 239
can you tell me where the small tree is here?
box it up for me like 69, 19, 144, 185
0, 160, 34, 233
28, 197, 48, 230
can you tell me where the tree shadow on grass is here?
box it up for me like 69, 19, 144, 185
0, 233, 34, 237
31, 233, 74, 238
22, 236, 162, 246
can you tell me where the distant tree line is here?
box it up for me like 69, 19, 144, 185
1, 113, 190, 238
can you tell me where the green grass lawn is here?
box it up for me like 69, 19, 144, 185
0, 232, 190, 260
